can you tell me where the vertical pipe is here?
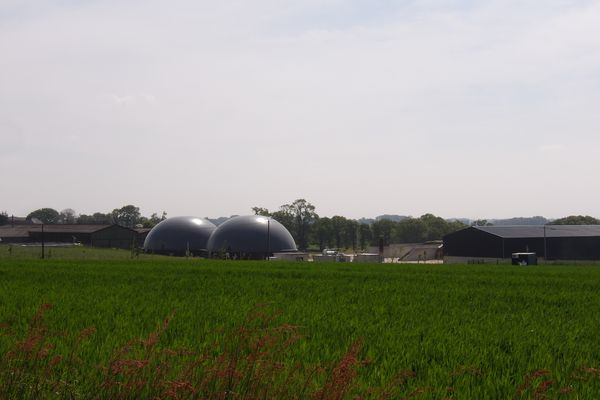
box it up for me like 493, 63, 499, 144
266, 219, 271, 260
544, 225, 547, 263
41, 224, 45, 260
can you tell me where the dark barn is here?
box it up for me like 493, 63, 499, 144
28, 225, 141, 249
443, 225, 600, 263
1, 225, 145, 249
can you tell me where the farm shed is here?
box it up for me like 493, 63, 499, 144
29, 225, 140, 249
0, 225, 32, 243
89, 225, 142, 248
1, 224, 143, 249
443, 225, 600, 263
135, 227, 151, 244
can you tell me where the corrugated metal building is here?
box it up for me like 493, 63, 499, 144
0, 224, 144, 249
0, 225, 32, 243
443, 225, 600, 263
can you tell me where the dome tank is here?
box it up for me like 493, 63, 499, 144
207, 215, 297, 259
144, 216, 216, 256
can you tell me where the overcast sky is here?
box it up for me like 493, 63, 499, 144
1, 0, 599, 220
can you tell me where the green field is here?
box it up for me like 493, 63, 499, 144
1, 246, 600, 399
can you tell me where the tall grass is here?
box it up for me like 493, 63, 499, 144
2, 253, 600, 397
1, 304, 405, 399
3, 303, 599, 399
0, 244, 168, 260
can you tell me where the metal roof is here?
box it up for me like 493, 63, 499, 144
29, 225, 114, 233
0, 224, 136, 238
0, 225, 32, 238
474, 225, 600, 238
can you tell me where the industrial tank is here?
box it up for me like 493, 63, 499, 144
207, 215, 296, 259
144, 216, 216, 256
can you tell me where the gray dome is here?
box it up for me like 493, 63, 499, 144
207, 215, 297, 258
144, 216, 216, 255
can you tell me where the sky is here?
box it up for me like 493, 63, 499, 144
1, 0, 599, 220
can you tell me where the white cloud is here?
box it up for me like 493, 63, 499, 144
111, 95, 136, 106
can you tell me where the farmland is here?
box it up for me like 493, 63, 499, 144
1, 246, 600, 398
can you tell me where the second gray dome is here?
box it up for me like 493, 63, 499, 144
207, 215, 297, 258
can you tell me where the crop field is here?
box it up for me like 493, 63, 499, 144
1, 245, 600, 399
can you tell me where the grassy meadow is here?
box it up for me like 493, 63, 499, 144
1, 245, 600, 398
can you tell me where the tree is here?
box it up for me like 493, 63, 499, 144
550, 215, 600, 225
77, 212, 113, 224
419, 213, 450, 241
358, 223, 372, 250
59, 208, 77, 224
394, 218, 427, 243
342, 219, 359, 250
252, 199, 318, 250
111, 205, 141, 228
371, 219, 395, 246
27, 208, 60, 224
142, 211, 168, 228
0, 211, 8, 226
251, 207, 271, 217
330, 216, 347, 249
327, 216, 358, 250
392, 214, 465, 243
77, 214, 94, 224
312, 217, 334, 250
282, 199, 318, 251
446, 219, 467, 234
270, 208, 294, 236
472, 219, 492, 227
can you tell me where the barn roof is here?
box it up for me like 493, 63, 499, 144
0, 224, 137, 238
474, 225, 600, 238
0, 225, 32, 238
28, 225, 113, 233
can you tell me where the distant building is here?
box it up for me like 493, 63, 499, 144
0, 224, 144, 249
134, 227, 151, 246
272, 251, 309, 261
0, 225, 32, 243
443, 225, 600, 263
367, 242, 443, 261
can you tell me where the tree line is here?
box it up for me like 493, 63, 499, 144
2, 203, 599, 250
252, 199, 467, 251
0, 206, 167, 229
